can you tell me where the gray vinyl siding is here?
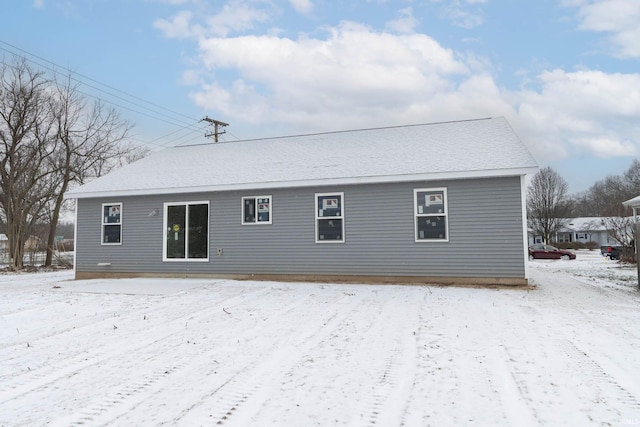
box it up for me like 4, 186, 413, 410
75, 176, 526, 279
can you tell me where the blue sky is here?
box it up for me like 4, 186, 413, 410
2, 0, 639, 194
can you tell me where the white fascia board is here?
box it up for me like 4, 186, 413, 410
65, 167, 538, 199
623, 195, 640, 207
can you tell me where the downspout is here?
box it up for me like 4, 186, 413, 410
520, 175, 529, 282
73, 199, 78, 279
634, 207, 639, 288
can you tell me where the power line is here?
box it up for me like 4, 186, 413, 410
129, 121, 208, 149
0, 39, 196, 124
0, 50, 199, 133
0, 39, 219, 147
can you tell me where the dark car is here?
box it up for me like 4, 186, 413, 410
528, 244, 576, 260
600, 245, 622, 260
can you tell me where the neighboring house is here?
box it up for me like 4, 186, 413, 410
623, 196, 640, 264
65, 117, 538, 286
0, 233, 7, 254
24, 235, 43, 252
0, 234, 42, 253
528, 217, 625, 246
623, 195, 640, 222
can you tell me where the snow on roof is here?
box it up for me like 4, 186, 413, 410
623, 195, 640, 207
561, 217, 608, 232
66, 117, 538, 199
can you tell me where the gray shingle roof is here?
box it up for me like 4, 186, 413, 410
66, 117, 538, 199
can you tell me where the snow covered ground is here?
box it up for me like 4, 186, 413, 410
1, 250, 639, 426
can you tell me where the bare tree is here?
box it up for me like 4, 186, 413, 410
570, 161, 640, 260
568, 191, 594, 217
591, 176, 631, 216
1, 58, 143, 269
0, 58, 57, 269
527, 167, 572, 244
43, 74, 134, 266
604, 216, 635, 246
595, 173, 638, 260
572, 161, 640, 217
623, 159, 640, 194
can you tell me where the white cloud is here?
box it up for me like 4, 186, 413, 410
513, 69, 640, 161
187, 22, 528, 134
289, 0, 313, 15
191, 80, 269, 121
154, 1, 272, 39
204, 1, 271, 37
148, 0, 191, 4
570, 135, 637, 157
385, 7, 418, 34
570, 0, 640, 58
154, 10, 200, 39
180, 69, 203, 86
171, 16, 639, 163
33, 0, 44, 8
435, 0, 485, 29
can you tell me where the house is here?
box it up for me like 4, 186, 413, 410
529, 217, 624, 246
65, 117, 538, 286
623, 195, 640, 222
622, 196, 640, 267
0, 234, 43, 256
0, 234, 7, 263
24, 235, 43, 252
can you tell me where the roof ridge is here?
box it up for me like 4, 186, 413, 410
176, 117, 498, 149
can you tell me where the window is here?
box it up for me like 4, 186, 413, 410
242, 196, 272, 224
163, 201, 209, 261
414, 188, 448, 242
316, 192, 344, 243
102, 203, 122, 245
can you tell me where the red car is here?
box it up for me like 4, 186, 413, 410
528, 244, 576, 260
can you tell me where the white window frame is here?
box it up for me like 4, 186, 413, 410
162, 201, 210, 262
101, 202, 122, 245
241, 195, 272, 225
315, 192, 345, 243
414, 187, 449, 242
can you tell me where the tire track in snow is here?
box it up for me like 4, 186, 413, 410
160, 288, 409, 426
0, 285, 271, 413
1, 281, 220, 352
50, 341, 223, 427
170, 290, 364, 426
58, 286, 352, 426
351, 292, 420, 427
495, 344, 541, 427
363, 349, 403, 426
403, 291, 528, 426
560, 339, 640, 422
402, 293, 448, 426
255, 290, 420, 426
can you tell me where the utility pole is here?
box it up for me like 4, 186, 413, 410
202, 116, 229, 142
